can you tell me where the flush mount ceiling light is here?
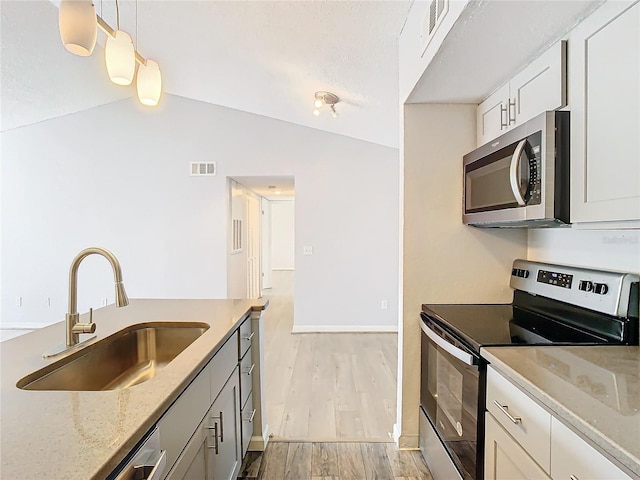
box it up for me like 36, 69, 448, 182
313, 91, 340, 118
58, 0, 163, 107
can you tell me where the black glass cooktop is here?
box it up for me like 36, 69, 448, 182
421, 291, 631, 354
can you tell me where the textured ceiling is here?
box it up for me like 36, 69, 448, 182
1, 0, 411, 148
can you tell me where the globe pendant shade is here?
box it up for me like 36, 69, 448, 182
59, 0, 97, 56
105, 30, 136, 85
136, 60, 162, 106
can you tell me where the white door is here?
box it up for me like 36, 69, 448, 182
260, 198, 272, 290
246, 193, 261, 299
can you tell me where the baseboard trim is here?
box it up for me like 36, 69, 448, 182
396, 432, 420, 449
248, 425, 270, 452
291, 325, 398, 333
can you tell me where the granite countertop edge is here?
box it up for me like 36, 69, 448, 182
481, 347, 640, 478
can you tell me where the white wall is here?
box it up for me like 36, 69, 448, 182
1, 95, 399, 333
270, 200, 295, 270
528, 229, 640, 273
397, 103, 528, 447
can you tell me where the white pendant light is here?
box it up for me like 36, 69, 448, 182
59, 0, 97, 56
105, 30, 136, 85
136, 60, 162, 106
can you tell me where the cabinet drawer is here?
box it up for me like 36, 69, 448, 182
550, 417, 632, 480
239, 346, 254, 408
211, 331, 238, 402
241, 394, 255, 457
486, 366, 551, 472
238, 316, 253, 359
158, 363, 210, 472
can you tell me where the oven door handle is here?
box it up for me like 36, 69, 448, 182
421, 321, 477, 366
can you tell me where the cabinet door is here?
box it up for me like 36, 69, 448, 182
550, 417, 632, 480
477, 84, 510, 146
484, 413, 551, 480
510, 40, 566, 126
569, 1, 640, 225
165, 417, 208, 480
208, 367, 241, 480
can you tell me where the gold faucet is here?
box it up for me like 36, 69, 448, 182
44, 247, 129, 358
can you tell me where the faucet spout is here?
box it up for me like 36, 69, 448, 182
66, 247, 129, 347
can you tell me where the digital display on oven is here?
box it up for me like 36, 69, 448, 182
537, 269, 573, 289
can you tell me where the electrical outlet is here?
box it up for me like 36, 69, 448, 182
381, 300, 388, 310
303, 246, 313, 255
15, 296, 22, 307
101, 298, 108, 307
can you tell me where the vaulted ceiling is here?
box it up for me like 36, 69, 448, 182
1, 0, 411, 148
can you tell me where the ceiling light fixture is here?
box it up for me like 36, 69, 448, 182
58, 0, 162, 107
313, 91, 339, 118
59, 0, 97, 56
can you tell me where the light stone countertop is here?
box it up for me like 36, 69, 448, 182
0, 298, 268, 480
482, 346, 640, 478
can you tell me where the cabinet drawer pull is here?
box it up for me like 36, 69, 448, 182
243, 331, 255, 342
244, 408, 256, 423
493, 400, 522, 424
569, 476, 579, 480
207, 423, 219, 454
244, 363, 255, 376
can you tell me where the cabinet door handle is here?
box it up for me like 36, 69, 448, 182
244, 408, 256, 423
243, 331, 255, 342
244, 363, 255, 376
508, 98, 516, 125
493, 400, 522, 424
569, 476, 579, 480
500, 104, 508, 129
207, 423, 219, 454
211, 411, 224, 442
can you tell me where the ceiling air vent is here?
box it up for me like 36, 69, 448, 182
421, 0, 449, 55
190, 162, 216, 176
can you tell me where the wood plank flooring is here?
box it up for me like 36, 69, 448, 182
250, 441, 432, 480
263, 271, 398, 442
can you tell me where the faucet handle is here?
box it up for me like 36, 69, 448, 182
89, 308, 93, 324
71, 308, 96, 335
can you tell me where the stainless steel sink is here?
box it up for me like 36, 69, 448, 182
17, 322, 209, 391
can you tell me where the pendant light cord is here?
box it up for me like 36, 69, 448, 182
115, 0, 120, 30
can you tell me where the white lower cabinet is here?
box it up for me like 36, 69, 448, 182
484, 412, 551, 480
550, 417, 631, 480
486, 365, 633, 480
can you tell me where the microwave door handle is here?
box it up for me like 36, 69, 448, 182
420, 321, 476, 366
509, 139, 528, 206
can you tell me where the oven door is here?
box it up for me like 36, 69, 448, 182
420, 316, 481, 480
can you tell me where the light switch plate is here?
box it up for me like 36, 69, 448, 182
303, 246, 313, 255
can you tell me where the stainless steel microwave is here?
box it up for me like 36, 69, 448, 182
463, 111, 570, 227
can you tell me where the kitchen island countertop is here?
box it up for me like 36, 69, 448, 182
482, 345, 640, 478
0, 298, 267, 480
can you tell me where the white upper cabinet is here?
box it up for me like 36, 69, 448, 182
477, 40, 567, 147
569, 1, 640, 227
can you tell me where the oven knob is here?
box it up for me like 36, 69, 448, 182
521, 269, 529, 278
579, 280, 594, 292
512, 268, 518, 277
594, 283, 609, 295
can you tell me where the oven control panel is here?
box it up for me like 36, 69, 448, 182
537, 269, 573, 289
509, 259, 639, 318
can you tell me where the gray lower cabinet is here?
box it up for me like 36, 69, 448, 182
209, 367, 241, 480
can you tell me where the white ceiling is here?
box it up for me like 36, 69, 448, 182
1, 0, 411, 148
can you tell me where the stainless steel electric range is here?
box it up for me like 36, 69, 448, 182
419, 259, 639, 480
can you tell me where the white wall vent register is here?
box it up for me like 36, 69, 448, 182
190, 162, 216, 176
421, 0, 449, 54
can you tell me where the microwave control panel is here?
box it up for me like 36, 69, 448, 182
527, 134, 542, 205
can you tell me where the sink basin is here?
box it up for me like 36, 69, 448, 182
17, 322, 209, 391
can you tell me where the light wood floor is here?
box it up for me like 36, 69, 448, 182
253, 441, 432, 480
263, 271, 398, 442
